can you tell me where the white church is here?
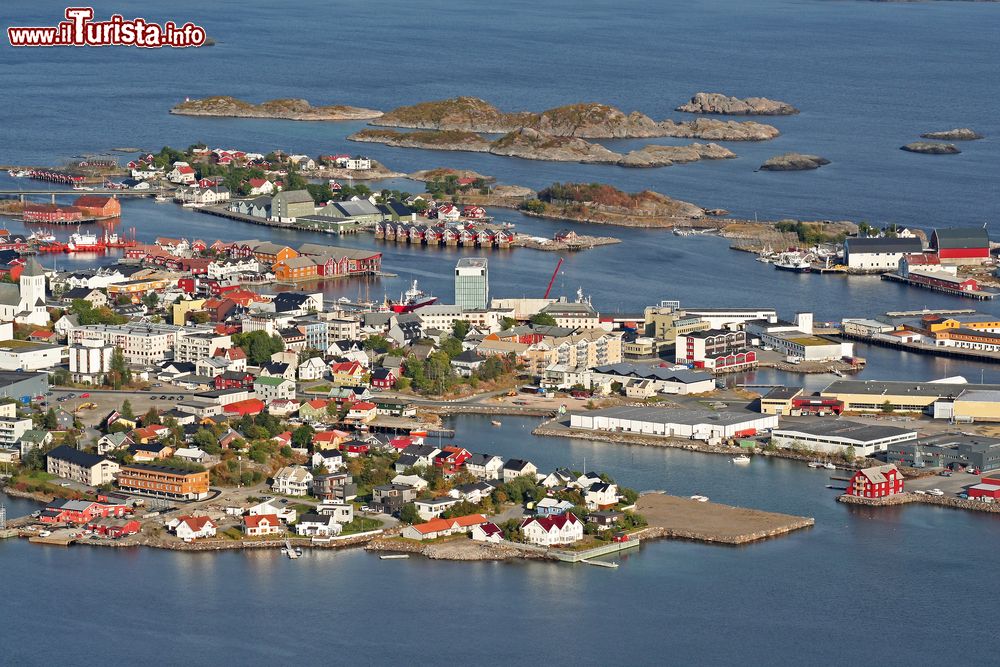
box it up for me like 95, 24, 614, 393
0, 257, 49, 327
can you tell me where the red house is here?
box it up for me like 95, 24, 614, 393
967, 483, 1000, 500
87, 517, 141, 538
223, 398, 266, 417
846, 464, 904, 499
214, 371, 255, 390
73, 195, 121, 218
434, 446, 472, 476
370, 367, 397, 390
40, 499, 130, 525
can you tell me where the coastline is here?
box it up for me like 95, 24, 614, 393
838, 492, 1000, 514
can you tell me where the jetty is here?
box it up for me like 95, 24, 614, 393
634, 492, 814, 545
881, 272, 997, 300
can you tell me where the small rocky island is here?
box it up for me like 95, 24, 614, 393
370, 97, 779, 141
759, 153, 830, 171
170, 96, 383, 121
351, 128, 741, 166
676, 92, 799, 115
618, 143, 736, 168
901, 141, 961, 155
919, 128, 983, 141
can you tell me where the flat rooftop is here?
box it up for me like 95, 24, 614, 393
576, 406, 766, 427
774, 420, 916, 442
823, 379, 1000, 398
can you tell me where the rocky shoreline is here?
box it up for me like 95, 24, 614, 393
369, 97, 780, 141
170, 96, 383, 121
676, 92, 799, 116
920, 128, 983, 141
838, 492, 1000, 514
365, 536, 539, 561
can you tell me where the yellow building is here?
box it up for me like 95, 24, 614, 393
952, 390, 1000, 423
172, 298, 207, 326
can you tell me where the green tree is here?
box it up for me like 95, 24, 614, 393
881, 401, 895, 414
451, 320, 471, 341
291, 424, 315, 449
439, 336, 463, 359
519, 199, 546, 214
398, 503, 420, 524
193, 429, 217, 449
43, 407, 58, 430
142, 292, 159, 310
107, 348, 132, 389
232, 330, 284, 365
530, 313, 557, 326
120, 399, 135, 420
500, 317, 516, 331
142, 407, 161, 426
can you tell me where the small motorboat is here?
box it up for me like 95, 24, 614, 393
731, 455, 751, 465
380, 554, 410, 560
689, 495, 710, 502
823, 462, 836, 470
154, 194, 169, 203
808, 462, 823, 469
928, 489, 945, 496
491, 420, 502, 427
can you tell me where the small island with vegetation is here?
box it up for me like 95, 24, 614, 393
759, 153, 830, 171
170, 96, 383, 121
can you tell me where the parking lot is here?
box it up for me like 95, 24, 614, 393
907, 470, 986, 497
39, 388, 196, 427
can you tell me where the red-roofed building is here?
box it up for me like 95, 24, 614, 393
402, 514, 488, 540
471, 521, 503, 543
28, 330, 56, 342
520, 512, 583, 546
846, 464, 904, 499
73, 195, 121, 218
388, 436, 413, 451
330, 361, 366, 387
345, 401, 377, 423
243, 513, 282, 536
312, 430, 348, 450
87, 517, 141, 539
173, 515, 217, 541
39, 499, 130, 525
434, 446, 472, 476
223, 399, 266, 417
23, 203, 84, 223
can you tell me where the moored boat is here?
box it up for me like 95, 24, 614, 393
731, 455, 751, 464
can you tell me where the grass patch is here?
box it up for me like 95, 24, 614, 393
340, 517, 382, 535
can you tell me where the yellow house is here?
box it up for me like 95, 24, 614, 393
330, 361, 366, 387
172, 298, 207, 326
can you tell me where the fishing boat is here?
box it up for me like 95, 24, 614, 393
380, 554, 410, 560
773, 252, 813, 273
28, 231, 56, 243
731, 455, 751, 465
386, 280, 437, 313
67, 230, 105, 252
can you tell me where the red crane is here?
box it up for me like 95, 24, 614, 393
544, 257, 563, 299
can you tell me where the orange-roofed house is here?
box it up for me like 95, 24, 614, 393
330, 361, 366, 387
299, 398, 332, 422
223, 398, 266, 417
312, 429, 349, 451
242, 513, 283, 537
402, 514, 488, 541
345, 401, 377, 423
130, 425, 170, 445
73, 195, 121, 218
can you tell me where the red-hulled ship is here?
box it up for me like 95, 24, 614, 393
386, 280, 437, 313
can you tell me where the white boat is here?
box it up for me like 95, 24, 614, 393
491, 420, 502, 427
689, 495, 710, 502
380, 554, 410, 560
38, 530, 52, 537
28, 231, 56, 243
154, 194, 169, 203
823, 462, 836, 470
928, 489, 945, 496
731, 455, 751, 464
914, 490, 927, 495
808, 462, 823, 469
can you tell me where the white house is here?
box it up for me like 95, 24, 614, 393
172, 516, 217, 542
466, 453, 505, 480
254, 376, 296, 402
311, 450, 345, 471
520, 513, 584, 546
502, 459, 538, 483
167, 162, 196, 185
295, 513, 342, 537
298, 356, 328, 381
272, 465, 313, 496
247, 498, 297, 523
414, 497, 459, 520
316, 502, 354, 524
391, 473, 429, 491
470, 522, 504, 544
584, 482, 620, 510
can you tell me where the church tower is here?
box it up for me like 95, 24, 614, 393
18, 257, 47, 316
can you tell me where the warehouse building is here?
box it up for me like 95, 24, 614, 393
759, 386, 804, 415
569, 406, 777, 442
821, 378, 1000, 416
771, 420, 917, 457
929, 226, 991, 266
843, 237, 924, 271
0, 371, 48, 401
884, 435, 1000, 472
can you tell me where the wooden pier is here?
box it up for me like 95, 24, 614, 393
881, 272, 997, 300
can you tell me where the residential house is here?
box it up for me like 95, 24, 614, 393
242, 513, 283, 537
330, 361, 366, 387
272, 465, 313, 496
316, 502, 354, 524
172, 516, 217, 541
535, 497, 574, 517
247, 499, 296, 523
520, 512, 584, 546
254, 376, 296, 402
414, 497, 460, 520
846, 464, 905, 499
465, 453, 505, 481
46, 445, 120, 486
311, 449, 345, 471
298, 356, 328, 381
401, 514, 488, 541
449, 481, 494, 504
311, 472, 357, 502
584, 482, 620, 510
370, 367, 397, 390
295, 513, 342, 537
503, 458, 538, 483
391, 473, 429, 491
371, 483, 418, 514
471, 522, 504, 543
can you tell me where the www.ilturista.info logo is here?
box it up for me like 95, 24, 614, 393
7, 7, 207, 48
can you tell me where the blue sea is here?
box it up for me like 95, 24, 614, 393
3, 1, 1000, 664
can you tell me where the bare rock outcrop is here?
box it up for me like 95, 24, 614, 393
919, 128, 982, 141
170, 96, 382, 121
901, 141, 961, 155
759, 153, 830, 171
618, 142, 736, 167
488, 128, 622, 163
349, 129, 492, 152
677, 92, 798, 115
657, 118, 780, 141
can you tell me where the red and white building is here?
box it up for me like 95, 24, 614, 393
675, 329, 756, 373
846, 464, 904, 499
243, 513, 283, 537
930, 227, 991, 265
520, 512, 584, 546
39, 499, 130, 525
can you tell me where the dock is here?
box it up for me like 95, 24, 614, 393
881, 272, 997, 300
838, 332, 1000, 363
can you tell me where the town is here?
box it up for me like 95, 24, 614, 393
0, 211, 1000, 561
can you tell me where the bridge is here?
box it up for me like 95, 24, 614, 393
0, 189, 169, 204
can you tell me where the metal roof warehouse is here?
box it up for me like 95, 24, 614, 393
569, 406, 777, 441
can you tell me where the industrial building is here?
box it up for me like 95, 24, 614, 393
884, 435, 1000, 472
843, 237, 924, 271
569, 406, 777, 441
770, 420, 917, 457
0, 371, 48, 401
821, 378, 1000, 417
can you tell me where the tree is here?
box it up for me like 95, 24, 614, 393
142, 407, 161, 426
519, 199, 546, 214
142, 292, 159, 310
120, 399, 135, 420
881, 401, 895, 414
193, 429, 217, 449
843, 445, 857, 462
362, 335, 391, 352
452, 320, 471, 341
398, 503, 419, 524
232, 330, 284, 365
500, 317, 516, 331
107, 348, 132, 389
530, 313, 557, 326
43, 407, 58, 430
439, 336, 463, 359
291, 424, 315, 449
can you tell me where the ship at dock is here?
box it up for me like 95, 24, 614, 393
386, 280, 437, 313
773, 252, 813, 273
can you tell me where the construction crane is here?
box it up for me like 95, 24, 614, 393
544, 257, 563, 299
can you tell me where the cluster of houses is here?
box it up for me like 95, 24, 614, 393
375, 221, 513, 248
22, 195, 122, 223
